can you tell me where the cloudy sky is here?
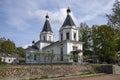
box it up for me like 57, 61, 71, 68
0, 0, 117, 48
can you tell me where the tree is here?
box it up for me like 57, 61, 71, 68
106, 0, 120, 55
26, 53, 33, 65
0, 37, 6, 52
91, 25, 119, 63
36, 53, 42, 64
16, 47, 25, 58
42, 53, 48, 64
1, 39, 16, 54
106, 0, 120, 31
48, 53, 55, 65
79, 23, 92, 56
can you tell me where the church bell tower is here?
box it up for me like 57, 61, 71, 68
40, 14, 54, 42
59, 8, 79, 41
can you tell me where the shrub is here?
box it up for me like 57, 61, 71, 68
0, 57, 2, 65
91, 64, 101, 69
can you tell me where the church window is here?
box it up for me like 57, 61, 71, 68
66, 32, 70, 40
43, 36, 46, 41
49, 36, 51, 41
73, 46, 78, 51
61, 34, 63, 40
34, 54, 37, 60
60, 47, 63, 61
52, 50, 54, 53
9, 59, 10, 62
74, 33, 76, 40
3, 59, 5, 62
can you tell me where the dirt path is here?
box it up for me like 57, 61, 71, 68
56, 74, 120, 80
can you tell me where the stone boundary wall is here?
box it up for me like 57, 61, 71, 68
113, 65, 120, 74
0, 65, 91, 80
92, 64, 120, 74
94, 64, 113, 74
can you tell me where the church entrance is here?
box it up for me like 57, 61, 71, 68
73, 52, 78, 62
71, 49, 81, 63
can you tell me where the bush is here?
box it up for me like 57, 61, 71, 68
91, 64, 101, 69
0, 57, 2, 65
91, 64, 102, 73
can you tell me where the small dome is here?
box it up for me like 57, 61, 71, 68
46, 14, 49, 19
67, 8, 71, 13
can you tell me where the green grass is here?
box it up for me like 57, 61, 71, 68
80, 70, 96, 75
40, 75, 49, 79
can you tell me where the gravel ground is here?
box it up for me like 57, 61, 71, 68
56, 74, 120, 80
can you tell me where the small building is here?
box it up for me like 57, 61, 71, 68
25, 8, 83, 64
0, 53, 17, 64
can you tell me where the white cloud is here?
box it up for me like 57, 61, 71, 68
4, 0, 116, 31
30, 8, 72, 24
22, 44, 31, 49
6, 18, 30, 31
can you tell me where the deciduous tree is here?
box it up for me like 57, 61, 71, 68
1, 39, 16, 54
91, 25, 119, 63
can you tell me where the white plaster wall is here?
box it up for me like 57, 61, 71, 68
26, 41, 83, 64
1, 57, 16, 63
71, 29, 79, 41
59, 26, 78, 41
43, 44, 61, 61
40, 32, 54, 41
26, 53, 39, 63
66, 41, 83, 63
39, 42, 51, 51
42, 42, 68, 62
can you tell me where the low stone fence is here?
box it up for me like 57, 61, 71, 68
113, 65, 120, 74
0, 65, 91, 80
92, 64, 120, 74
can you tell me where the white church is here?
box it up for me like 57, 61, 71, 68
25, 8, 83, 64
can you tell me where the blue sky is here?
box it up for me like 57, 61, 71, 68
0, 0, 117, 48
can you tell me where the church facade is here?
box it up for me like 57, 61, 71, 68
25, 8, 83, 64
